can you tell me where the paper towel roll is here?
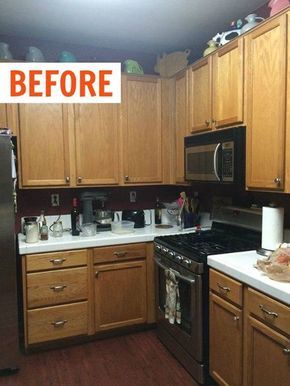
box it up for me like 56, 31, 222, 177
262, 206, 284, 250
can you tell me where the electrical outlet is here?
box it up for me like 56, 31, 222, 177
129, 191, 136, 203
51, 194, 60, 207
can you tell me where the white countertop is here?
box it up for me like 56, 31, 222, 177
208, 251, 290, 305
18, 225, 202, 255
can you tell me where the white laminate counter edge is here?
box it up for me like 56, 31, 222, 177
208, 251, 290, 305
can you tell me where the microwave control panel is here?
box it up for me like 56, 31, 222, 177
222, 141, 234, 182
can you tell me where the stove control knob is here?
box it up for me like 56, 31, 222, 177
175, 255, 182, 262
155, 245, 161, 251
162, 247, 168, 253
183, 259, 192, 267
169, 251, 175, 258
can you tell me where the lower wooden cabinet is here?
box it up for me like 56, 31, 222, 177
209, 269, 290, 386
22, 242, 153, 348
209, 292, 243, 386
94, 260, 147, 331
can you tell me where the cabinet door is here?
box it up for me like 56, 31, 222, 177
74, 104, 119, 185
245, 15, 287, 190
0, 104, 7, 127
94, 260, 147, 331
122, 75, 162, 184
246, 316, 290, 386
209, 292, 243, 386
189, 57, 212, 133
175, 70, 189, 183
212, 39, 244, 128
19, 104, 70, 187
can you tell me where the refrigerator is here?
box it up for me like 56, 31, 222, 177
0, 134, 19, 371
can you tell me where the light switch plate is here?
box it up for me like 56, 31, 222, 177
51, 194, 60, 207
129, 191, 136, 203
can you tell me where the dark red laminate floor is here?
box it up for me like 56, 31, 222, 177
0, 330, 196, 386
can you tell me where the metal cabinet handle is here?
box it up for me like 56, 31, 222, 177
78, 176, 82, 183
205, 119, 211, 126
213, 143, 221, 182
50, 285, 67, 292
66, 176, 70, 183
49, 258, 66, 265
217, 282, 230, 293
124, 175, 129, 181
283, 348, 290, 355
274, 177, 281, 186
51, 320, 67, 328
113, 251, 127, 258
95, 271, 99, 278
233, 315, 240, 321
259, 304, 278, 318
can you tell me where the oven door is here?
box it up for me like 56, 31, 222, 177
185, 143, 221, 182
155, 254, 204, 362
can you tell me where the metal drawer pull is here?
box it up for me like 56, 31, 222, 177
259, 304, 278, 318
51, 320, 68, 328
283, 348, 290, 355
50, 285, 67, 292
113, 251, 127, 258
49, 258, 66, 265
233, 316, 240, 321
217, 283, 230, 292
95, 271, 99, 278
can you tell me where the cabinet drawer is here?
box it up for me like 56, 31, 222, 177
210, 269, 243, 307
27, 301, 88, 344
26, 249, 87, 272
27, 267, 88, 308
247, 288, 290, 335
93, 243, 146, 264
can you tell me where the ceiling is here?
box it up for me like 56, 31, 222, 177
0, 0, 267, 54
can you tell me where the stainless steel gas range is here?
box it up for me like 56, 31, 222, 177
154, 221, 261, 385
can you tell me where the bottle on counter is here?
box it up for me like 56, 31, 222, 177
71, 198, 80, 236
38, 210, 45, 233
155, 197, 162, 225
40, 218, 49, 241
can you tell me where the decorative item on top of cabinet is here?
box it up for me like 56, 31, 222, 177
18, 104, 71, 187
269, 0, 290, 17
123, 59, 144, 74
121, 75, 162, 184
0, 42, 13, 59
245, 14, 287, 191
74, 104, 120, 185
175, 69, 190, 184
154, 49, 191, 77
203, 40, 218, 57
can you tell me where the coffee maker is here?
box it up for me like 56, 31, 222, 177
80, 192, 116, 231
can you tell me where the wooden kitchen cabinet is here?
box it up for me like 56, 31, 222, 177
0, 104, 7, 128
74, 104, 120, 185
22, 249, 90, 347
121, 75, 163, 184
175, 69, 189, 183
18, 104, 71, 187
189, 57, 212, 133
245, 14, 287, 190
212, 39, 244, 129
244, 288, 290, 386
209, 270, 243, 386
0, 104, 18, 135
94, 259, 147, 331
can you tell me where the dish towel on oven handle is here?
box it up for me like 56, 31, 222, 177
165, 269, 181, 325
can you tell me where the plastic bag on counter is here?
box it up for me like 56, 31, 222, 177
256, 244, 290, 282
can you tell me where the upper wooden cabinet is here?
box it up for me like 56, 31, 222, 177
121, 75, 162, 184
245, 14, 287, 191
74, 104, 120, 186
0, 104, 18, 135
0, 104, 7, 128
212, 39, 244, 128
189, 57, 212, 133
19, 104, 71, 187
188, 39, 244, 133
175, 70, 189, 183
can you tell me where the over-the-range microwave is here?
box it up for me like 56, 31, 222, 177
184, 126, 246, 185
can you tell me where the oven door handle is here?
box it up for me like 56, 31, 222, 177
213, 143, 221, 181
154, 257, 195, 285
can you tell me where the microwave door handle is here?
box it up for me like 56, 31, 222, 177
213, 143, 221, 181
154, 257, 195, 285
